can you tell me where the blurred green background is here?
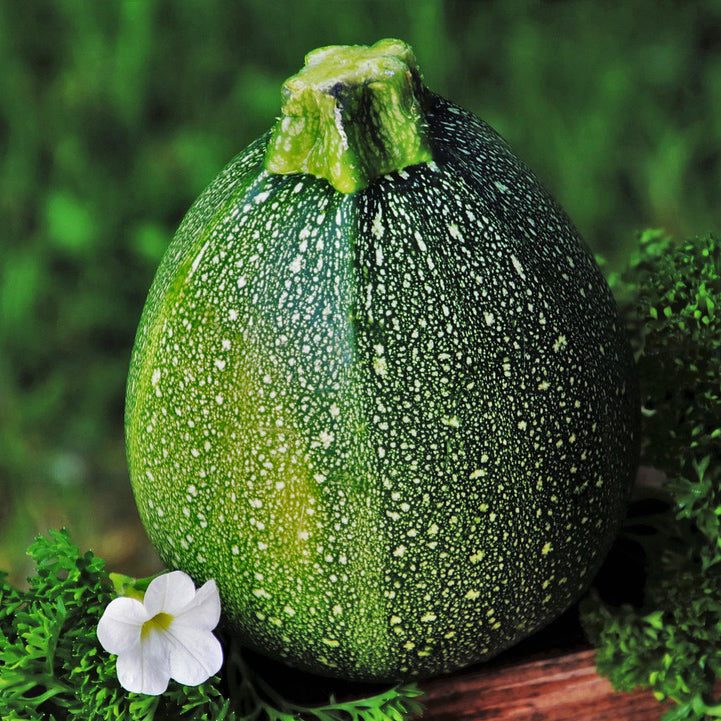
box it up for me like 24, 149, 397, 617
1, 0, 720, 585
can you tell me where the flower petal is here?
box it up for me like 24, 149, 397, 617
116, 629, 172, 695
173, 579, 221, 630
143, 570, 197, 616
97, 597, 148, 655
165, 624, 223, 686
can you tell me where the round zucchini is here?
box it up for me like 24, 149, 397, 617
126, 39, 639, 681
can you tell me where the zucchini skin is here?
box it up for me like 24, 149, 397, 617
126, 93, 639, 681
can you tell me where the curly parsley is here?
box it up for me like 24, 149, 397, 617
582, 230, 721, 721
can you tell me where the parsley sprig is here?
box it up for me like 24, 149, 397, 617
582, 230, 721, 721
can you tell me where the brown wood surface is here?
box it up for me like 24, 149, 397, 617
420, 648, 667, 721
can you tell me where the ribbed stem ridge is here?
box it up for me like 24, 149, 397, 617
265, 39, 433, 193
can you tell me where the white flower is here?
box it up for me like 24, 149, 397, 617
97, 570, 223, 695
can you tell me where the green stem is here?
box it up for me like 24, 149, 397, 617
1, 675, 74, 709
265, 38, 433, 193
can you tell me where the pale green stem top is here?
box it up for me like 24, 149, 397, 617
265, 38, 433, 193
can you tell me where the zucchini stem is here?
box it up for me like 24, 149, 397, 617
265, 38, 433, 193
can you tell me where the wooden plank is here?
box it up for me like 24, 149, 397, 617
420, 649, 667, 721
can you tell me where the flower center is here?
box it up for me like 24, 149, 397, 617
141, 611, 174, 639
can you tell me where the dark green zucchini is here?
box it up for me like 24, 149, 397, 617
126, 39, 639, 681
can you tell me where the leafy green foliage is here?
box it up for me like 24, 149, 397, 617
581, 231, 721, 721
0, 530, 424, 720
0, 529, 227, 720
